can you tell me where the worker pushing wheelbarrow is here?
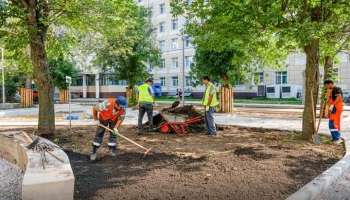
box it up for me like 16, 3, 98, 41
158, 112, 203, 135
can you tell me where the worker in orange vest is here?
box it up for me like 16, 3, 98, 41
90, 96, 128, 161
324, 80, 344, 144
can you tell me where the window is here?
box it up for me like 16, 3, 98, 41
149, 63, 153, 70
254, 72, 264, 84
159, 22, 165, 33
237, 80, 243, 85
138, 0, 142, 2
185, 76, 192, 86
171, 38, 178, 49
161, 59, 166, 68
185, 56, 192, 67
160, 77, 166, 86
172, 77, 178, 87
172, 19, 178, 30
86, 75, 96, 86
148, 7, 153, 19
171, 57, 178, 68
275, 71, 288, 84
100, 74, 109, 86
187, 0, 193, 6
72, 76, 83, 86
185, 37, 192, 47
159, 40, 165, 51
159, 3, 165, 14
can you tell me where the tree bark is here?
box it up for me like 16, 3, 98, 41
26, 1, 55, 136
302, 39, 320, 140
324, 56, 334, 81
25, 76, 32, 89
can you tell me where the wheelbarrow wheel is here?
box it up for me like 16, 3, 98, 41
159, 122, 172, 134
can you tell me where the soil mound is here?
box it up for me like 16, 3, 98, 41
146, 105, 205, 133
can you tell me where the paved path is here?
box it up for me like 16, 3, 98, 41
0, 104, 350, 199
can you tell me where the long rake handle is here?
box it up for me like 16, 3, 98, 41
98, 124, 149, 151
316, 102, 325, 135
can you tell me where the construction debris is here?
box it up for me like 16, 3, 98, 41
23, 132, 63, 169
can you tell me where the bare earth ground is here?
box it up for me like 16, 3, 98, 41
2, 126, 344, 200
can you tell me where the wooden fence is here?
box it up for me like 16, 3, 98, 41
219, 87, 234, 113
20, 88, 33, 108
60, 90, 69, 103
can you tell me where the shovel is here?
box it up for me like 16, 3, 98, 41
98, 124, 152, 158
311, 90, 323, 144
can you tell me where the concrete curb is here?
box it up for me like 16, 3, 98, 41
286, 136, 350, 200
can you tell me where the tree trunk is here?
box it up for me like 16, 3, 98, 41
27, 2, 55, 136
324, 56, 334, 81
25, 76, 32, 89
302, 39, 320, 140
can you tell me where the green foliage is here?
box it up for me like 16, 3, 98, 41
0, 73, 18, 99
191, 47, 246, 87
94, 6, 161, 88
49, 56, 78, 90
129, 89, 138, 106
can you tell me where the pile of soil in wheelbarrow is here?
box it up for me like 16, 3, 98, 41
146, 105, 205, 133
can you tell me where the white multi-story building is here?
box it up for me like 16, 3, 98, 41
71, 0, 350, 99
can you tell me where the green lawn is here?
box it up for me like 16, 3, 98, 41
155, 97, 302, 105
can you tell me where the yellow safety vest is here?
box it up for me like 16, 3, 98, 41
138, 84, 153, 103
202, 83, 218, 107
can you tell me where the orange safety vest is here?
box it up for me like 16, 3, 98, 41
99, 98, 125, 121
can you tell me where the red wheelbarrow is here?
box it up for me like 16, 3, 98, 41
158, 113, 202, 135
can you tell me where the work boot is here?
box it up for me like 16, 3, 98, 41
333, 140, 342, 144
137, 129, 143, 135
149, 127, 158, 132
90, 153, 97, 161
108, 149, 117, 157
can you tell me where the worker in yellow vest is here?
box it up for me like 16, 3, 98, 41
202, 76, 218, 136
136, 79, 157, 135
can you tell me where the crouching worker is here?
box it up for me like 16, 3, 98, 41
90, 96, 128, 161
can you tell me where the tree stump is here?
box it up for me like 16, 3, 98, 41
60, 90, 69, 103
219, 86, 234, 113
20, 88, 33, 108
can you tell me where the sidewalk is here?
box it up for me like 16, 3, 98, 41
72, 98, 350, 111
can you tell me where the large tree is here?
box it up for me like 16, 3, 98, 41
94, 7, 161, 90
171, 0, 350, 139
0, 0, 137, 135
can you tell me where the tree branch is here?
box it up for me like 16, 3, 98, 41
299, 0, 307, 24
323, 0, 340, 22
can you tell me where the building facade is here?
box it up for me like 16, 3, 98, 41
71, 0, 350, 99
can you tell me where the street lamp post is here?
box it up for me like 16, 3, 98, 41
181, 36, 185, 106
66, 76, 72, 129
1, 47, 5, 109
177, 33, 186, 106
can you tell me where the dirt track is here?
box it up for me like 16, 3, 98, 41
43, 126, 344, 200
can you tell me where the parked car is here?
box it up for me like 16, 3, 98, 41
343, 92, 350, 103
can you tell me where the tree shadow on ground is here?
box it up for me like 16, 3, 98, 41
234, 147, 275, 161
283, 154, 339, 192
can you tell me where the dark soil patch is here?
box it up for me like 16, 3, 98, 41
3, 126, 344, 200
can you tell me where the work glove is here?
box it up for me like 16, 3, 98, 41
94, 120, 100, 126
329, 104, 334, 112
113, 128, 119, 135
205, 106, 210, 112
